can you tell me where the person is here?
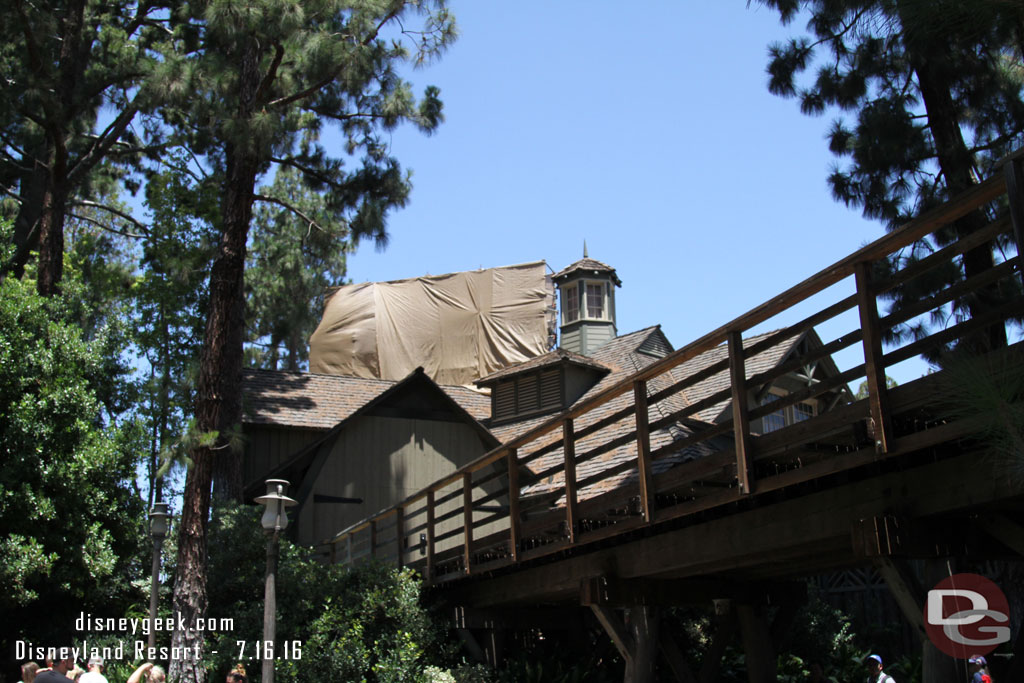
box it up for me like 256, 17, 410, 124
865, 654, 895, 683
32, 655, 75, 683
226, 663, 246, 683
78, 657, 107, 683
21, 662, 39, 683
127, 663, 165, 683
969, 655, 992, 683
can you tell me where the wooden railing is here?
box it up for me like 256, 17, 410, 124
327, 156, 1024, 584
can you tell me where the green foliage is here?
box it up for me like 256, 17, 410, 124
246, 166, 354, 371
0, 232, 146, 652
201, 503, 455, 683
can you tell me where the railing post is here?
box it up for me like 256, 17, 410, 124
1004, 155, 1024, 268
369, 519, 377, 559
425, 490, 435, 582
507, 448, 521, 561
728, 331, 754, 495
563, 418, 579, 542
633, 380, 655, 522
395, 506, 405, 569
855, 261, 894, 453
463, 472, 473, 574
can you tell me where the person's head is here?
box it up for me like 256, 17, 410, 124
52, 654, 76, 675
148, 665, 166, 683
969, 654, 987, 671
21, 661, 39, 683
865, 654, 883, 674
229, 675, 246, 683
87, 657, 103, 673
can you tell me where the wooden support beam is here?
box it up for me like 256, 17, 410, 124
580, 576, 800, 607
590, 604, 634, 665
507, 448, 521, 562
736, 602, 776, 683
463, 472, 473, 574
727, 331, 754, 494
1004, 157, 1024, 274
855, 261, 894, 453
698, 603, 737, 683
625, 606, 659, 683
873, 557, 926, 637
769, 583, 807, 653
977, 511, 1024, 556
659, 630, 698, 683
369, 520, 377, 560
563, 418, 579, 542
456, 628, 487, 664
634, 380, 655, 522
426, 489, 435, 582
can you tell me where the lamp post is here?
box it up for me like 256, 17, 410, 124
148, 501, 171, 651
255, 479, 296, 683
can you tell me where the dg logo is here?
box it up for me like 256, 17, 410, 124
924, 573, 1011, 659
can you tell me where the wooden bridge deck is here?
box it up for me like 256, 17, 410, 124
326, 158, 1024, 618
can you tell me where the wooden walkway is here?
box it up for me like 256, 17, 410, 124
325, 158, 1024, 681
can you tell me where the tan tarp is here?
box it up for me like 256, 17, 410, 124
309, 262, 555, 385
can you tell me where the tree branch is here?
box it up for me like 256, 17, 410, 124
69, 199, 149, 235
254, 40, 285, 105
68, 98, 140, 185
253, 193, 324, 235
68, 211, 146, 239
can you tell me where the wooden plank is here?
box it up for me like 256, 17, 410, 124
463, 472, 473, 574
590, 604, 634, 664
507, 448, 521, 562
634, 380, 656, 521
1005, 158, 1024, 265
855, 261, 894, 453
873, 557, 927, 637
425, 490, 435, 582
563, 418, 579, 542
978, 512, 1024, 557
727, 331, 754, 494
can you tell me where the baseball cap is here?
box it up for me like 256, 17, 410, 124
866, 654, 883, 665
969, 655, 987, 666
88, 656, 104, 666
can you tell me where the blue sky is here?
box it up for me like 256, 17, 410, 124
334, 2, 926, 383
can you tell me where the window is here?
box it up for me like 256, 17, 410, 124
760, 393, 816, 433
492, 368, 564, 423
586, 283, 604, 319
761, 394, 786, 433
562, 284, 579, 324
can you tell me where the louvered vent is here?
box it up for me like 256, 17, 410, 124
517, 373, 539, 413
540, 368, 561, 411
494, 382, 516, 421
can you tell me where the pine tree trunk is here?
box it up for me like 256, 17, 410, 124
168, 37, 264, 682
35, 174, 68, 297
900, 3, 1008, 355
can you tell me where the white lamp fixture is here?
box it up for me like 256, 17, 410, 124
255, 479, 298, 533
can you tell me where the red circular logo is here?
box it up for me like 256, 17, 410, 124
924, 573, 1010, 659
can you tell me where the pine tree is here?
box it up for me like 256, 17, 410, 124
758, 0, 1024, 358
245, 166, 354, 372
159, 3, 454, 680
0, 0, 172, 295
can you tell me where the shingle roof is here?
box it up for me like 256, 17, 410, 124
475, 347, 610, 385
491, 327, 806, 503
242, 369, 492, 429
552, 257, 622, 286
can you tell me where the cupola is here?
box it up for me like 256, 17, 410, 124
552, 246, 621, 356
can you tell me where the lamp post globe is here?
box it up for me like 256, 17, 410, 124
255, 480, 296, 683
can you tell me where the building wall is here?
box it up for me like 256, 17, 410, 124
298, 415, 495, 548
243, 425, 324, 486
